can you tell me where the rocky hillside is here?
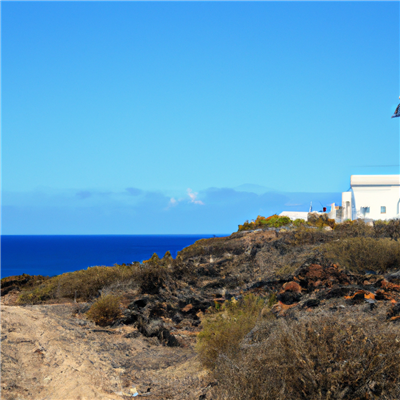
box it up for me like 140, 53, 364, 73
2, 221, 400, 399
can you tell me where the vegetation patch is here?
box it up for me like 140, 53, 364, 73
373, 219, 400, 241
196, 294, 265, 370
284, 226, 333, 247
333, 219, 374, 238
212, 312, 400, 400
86, 294, 122, 327
238, 215, 292, 231
238, 213, 337, 232
321, 236, 400, 273
17, 264, 137, 304
16, 250, 178, 304
137, 260, 170, 295
1, 274, 50, 296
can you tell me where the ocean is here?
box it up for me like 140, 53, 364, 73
1, 235, 225, 278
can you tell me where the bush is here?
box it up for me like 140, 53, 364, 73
0, 274, 49, 293
258, 215, 291, 228
196, 294, 264, 370
238, 220, 255, 231
86, 294, 122, 327
18, 264, 137, 304
285, 226, 333, 247
374, 219, 400, 241
17, 250, 177, 304
292, 218, 307, 227
321, 236, 400, 273
136, 261, 169, 295
212, 312, 400, 400
307, 214, 336, 229
143, 252, 160, 264
334, 219, 373, 238
238, 215, 292, 231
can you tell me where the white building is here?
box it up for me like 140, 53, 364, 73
279, 211, 309, 220
342, 175, 400, 221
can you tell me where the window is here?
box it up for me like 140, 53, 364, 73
381, 206, 386, 214
361, 207, 370, 213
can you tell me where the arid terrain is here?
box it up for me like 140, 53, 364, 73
1, 303, 209, 400
2, 219, 400, 399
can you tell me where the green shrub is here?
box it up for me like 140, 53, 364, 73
238, 215, 292, 231
212, 312, 400, 400
259, 215, 291, 228
86, 294, 122, 327
321, 236, 400, 273
196, 294, 264, 370
292, 218, 307, 227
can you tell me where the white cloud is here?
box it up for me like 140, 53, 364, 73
187, 188, 204, 205
165, 197, 178, 209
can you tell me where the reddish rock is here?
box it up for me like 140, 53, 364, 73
387, 302, 400, 321
276, 281, 303, 305
181, 304, 193, 313
381, 280, 400, 292
299, 264, 352, 291
375, 290, 393, 301
345, 290, 375, 302
271, 301, 298, 316
281, 281, 302, 293
305, 264, 325, 280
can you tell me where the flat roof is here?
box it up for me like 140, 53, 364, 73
351, 175, 400, 186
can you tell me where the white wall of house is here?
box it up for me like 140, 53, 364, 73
343, 175, 400, 221
342, 192, 352, 221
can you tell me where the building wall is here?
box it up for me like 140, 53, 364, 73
279, 211, 309, 221
343, 175, 400, 221
342, 192, 352, 221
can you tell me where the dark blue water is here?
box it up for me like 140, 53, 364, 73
1, 235, 224, 278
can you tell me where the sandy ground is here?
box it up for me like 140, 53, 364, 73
1, 304, 209, 400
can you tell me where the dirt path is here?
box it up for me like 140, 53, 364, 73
1, 304, 207, 400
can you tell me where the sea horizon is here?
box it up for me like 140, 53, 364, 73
1, 234, 228, 279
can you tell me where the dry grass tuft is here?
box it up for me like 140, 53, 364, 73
212, 311, 400, 400
17, 251, 176, 304
86, 294, 122, 327
196, 294, 265, 370
18, 264, 137, 304
321, 237, 400, 273
374, 219, 400, 241
284, 226, 333, 246
334, 219, 373, 238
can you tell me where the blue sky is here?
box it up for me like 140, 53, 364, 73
2, 1, 399, 234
